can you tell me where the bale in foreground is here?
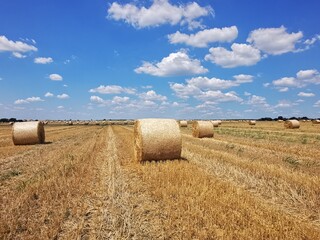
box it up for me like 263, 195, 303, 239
192, 121, 214, 138
284, 120, 300, 129
134, 119, 182, 162
12, 121, 45, 145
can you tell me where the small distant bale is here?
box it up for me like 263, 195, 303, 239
134, 119, 182, 162
68, 121, 73, 125
211, 121, 219, 127
192, 121, 214, 138
312, 119, 320, 124
249, 120, 256, 125
12, 121, 45, 145
278, 120, 283, 122
284, 120, 300, 129
180, 120, 188, 127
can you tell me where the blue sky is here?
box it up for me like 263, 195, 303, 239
0, 0, 319, 120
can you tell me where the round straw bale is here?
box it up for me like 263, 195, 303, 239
249, 120, 256, 125
12, 121, 45, 145
284, 120, 300, 129
134, 119, 182, 162
211, 121, 219, 127
192, 121, 214, 138
180, 120, 188, 127
312, 119, 320, 124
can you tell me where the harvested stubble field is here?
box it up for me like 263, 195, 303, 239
1, 121, 320, 239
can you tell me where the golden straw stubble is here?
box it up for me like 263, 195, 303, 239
12, 121, 45, 145
192, 121, 214, 138
134, 119, 182, 162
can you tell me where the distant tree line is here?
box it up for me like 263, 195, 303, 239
0, 118, 24, 123
258, 116, 318, 121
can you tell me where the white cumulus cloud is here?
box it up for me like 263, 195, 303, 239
0, 35, 37, 53
185, 75, 253, 91
49, 74, 63, 81
107, 0, 212, 29
247, 26, 303, 55
297, 92, 315, 97
272, 69, 320, 89
89, 85, 136, 94
168, 26, 238, 47
44, 92, 54, 97
139, 90, 167, 101
12, 52, 26, 58
112, 96, 130, 104
90, 95, 107, 104
314, 100, 320, 107
196, 90, 243, 102
205, 43, 261, 68
57, 94, 70, 99
34, 57, 53, 64
135, 51, 208, 76
14, 96, 44, 104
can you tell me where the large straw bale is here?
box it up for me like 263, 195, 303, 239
134, 119, 182, 162
284, 120, 300, 129
192, 121, 214, 138
12, 121, 45, 145
211, 121, 219, 127
249, 120, 256, 125
180, 120, 188, 127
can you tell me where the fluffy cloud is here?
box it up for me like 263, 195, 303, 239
34, 57, 53, 64
185, 75, 253, 90
57, 94, 70, 99
297, 92, 315, 97
169, 82, 201, 99
49, 74, 63, 81
44, 92, 54, 97
135, 51, 208, 76
273, 77, 300, 87
314, 100, 320, 107
14, 96, 44, 104
12, 52, 26, 58
107, 0, 212, 29
168, 26, 238, 47
247, 95, 269, 106
90, 95, 106, 104
139, 90, 167, 101
170, 74, 249, 102
205, 43, 261, 68
275, 100, 292, 108
278, 87, 289, 92
196, 90, 243, 102
89, 85, 136, 94
247, 26, 303, 55
0, 35, 37, 53
112, 96, 130, 104
272, 69, 320, 89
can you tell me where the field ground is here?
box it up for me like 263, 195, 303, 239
1, 121, 320, 239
